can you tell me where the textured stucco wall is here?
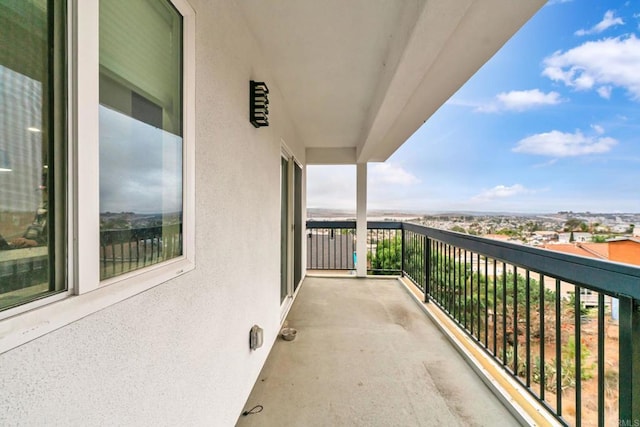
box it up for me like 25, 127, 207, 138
0, 0, 305, 425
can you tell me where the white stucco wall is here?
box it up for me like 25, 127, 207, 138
0, 1, 305, 425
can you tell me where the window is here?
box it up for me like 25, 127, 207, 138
98, 0, 184, 281
0, 0, 193, 331
0, 0, 66, 311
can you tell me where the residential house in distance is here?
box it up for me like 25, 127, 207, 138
531, 230, 558, 245
608, 237, 640, 267
558, 231, 593, 243
543, 239, 640, 311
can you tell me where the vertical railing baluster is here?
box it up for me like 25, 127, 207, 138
575, 286, 582, 427
437, 242, 441, 302
318, 228, 322, 270
502, 262, 507, 365
526, 269, 531, 388
337, 228, 341, 269
484, 256, 489, 348
619, 295, 640, 423
464, 250, 468, 330
555, 279, 562, 417
447, 244, 452, 313
470, 251, 474, 335
513, 266, 518, 376
401, 226, 406, 277
477, 253, 481, 339
539, 273, 546, 402
135, 233, 140, 267
597, 292, 604, 427
476, 254, 482, 342
459, 247, 464, 323
453, 246, 458, 320
112, 240, 117, 273
332, 228, 336, 269
493, 260, 497, 356
424, 237, 430, 303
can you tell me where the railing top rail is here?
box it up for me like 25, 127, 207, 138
306, 220, 640, 299
404, 221, 640, 300
306, 220, 402, 230
99, 225, 181, 245
306, 220, 355, 229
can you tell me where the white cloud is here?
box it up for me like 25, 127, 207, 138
575, 10, 624, 36
597, 85, 612, 99
542, 34, 640, 99
306, 165, 356, 210
498, 89, 563, 111
471, 184, 531, 202
306, 163, 421, 211
476, 89, 563, 113
368, 163, 422, 210
545, 0, 573, 5
369, 163, 420, 186
591, 124, 605, 135
513, 129, 617, 157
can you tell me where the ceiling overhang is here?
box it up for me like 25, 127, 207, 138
236, 0, 546, 165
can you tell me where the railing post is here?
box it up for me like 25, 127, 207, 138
400, 224, 405, 277
424, 236, 430, 303
619, 294, 640, 423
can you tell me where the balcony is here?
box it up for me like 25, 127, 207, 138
241, 221, 640, 426
238, 276, 521, 426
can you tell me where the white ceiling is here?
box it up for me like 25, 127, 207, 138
236, 0, 546, 164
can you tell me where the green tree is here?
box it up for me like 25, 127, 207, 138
564, 218, 584, 232
369, 235, 402, 274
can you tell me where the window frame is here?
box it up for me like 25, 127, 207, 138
0, 0, 68, 315
0, 0, 196, 353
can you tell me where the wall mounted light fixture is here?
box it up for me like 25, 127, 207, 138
250, 80, 269, 128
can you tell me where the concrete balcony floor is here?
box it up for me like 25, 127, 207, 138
237, 277, 520, 426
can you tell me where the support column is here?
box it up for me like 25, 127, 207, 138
356, 163, 367, 277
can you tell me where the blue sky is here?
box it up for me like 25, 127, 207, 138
308, 0, 640, 214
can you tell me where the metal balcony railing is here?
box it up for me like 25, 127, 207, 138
0, 225, 183, 296
100, 225, 182, 280
307, 220, 640, 427
306, 220, 402, 274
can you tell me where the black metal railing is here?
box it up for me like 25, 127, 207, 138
306, 221, 401, 274
306, 220, 640, 426
100, 224, 182, 280
306, 221, 356, 270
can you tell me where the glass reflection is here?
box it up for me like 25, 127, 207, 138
98, 0, 183, 281
0, 0, 65, 311
99, 106, 183, 280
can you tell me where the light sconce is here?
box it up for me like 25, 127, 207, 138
250, 80, 269, 128
0, 149, 11, 172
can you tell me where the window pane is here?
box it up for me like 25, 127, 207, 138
99, 0, 183, 281
0, 0, 66, 311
